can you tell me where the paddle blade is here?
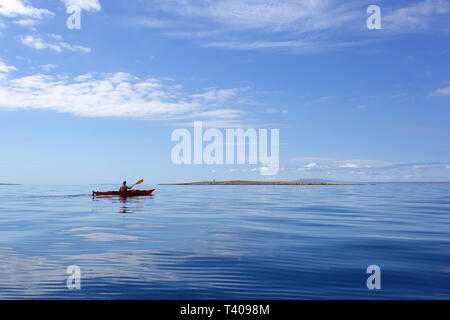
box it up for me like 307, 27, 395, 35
135, 179, 144, 185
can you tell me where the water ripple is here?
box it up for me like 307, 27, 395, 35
0, 183, 449, 299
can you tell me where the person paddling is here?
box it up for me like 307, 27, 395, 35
120, 181, 133, 192
92, 179, 146, 197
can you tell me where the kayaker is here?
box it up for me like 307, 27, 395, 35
120, 181, 133, 192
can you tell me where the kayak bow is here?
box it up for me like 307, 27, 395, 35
93, 189, 155, 197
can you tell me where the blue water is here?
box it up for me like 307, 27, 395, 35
0, 183, 449, 299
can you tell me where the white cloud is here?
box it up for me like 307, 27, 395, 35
251, 165, 279, 175
296, 161, 322, 171
60, 0, 101, 12
304, 162, 319, 169
0, 0, 53, 19
59, 42, 91, 53
127, 17, 175, 29
430, 86, 450, 96
21, 35, 60, 51
339, 163, 359, 168
180, 108, 245, 120
384, 0, 450, 31
13, 18, 38, 26
174, 119, 261, 128
21, 34, 91, 53
41, 64, 57, 72
292, 157, 390, 170
155, 0, 358, 33
128, 0, 450, 53
135, 0, 450, 53
204, 39, 325, 52
0, 59, 16, 73
131, 0, 362, 52
288, 158, 450, 181
191, 87, 241, 102
266, 108, 288, 114
0, 72, 252, 121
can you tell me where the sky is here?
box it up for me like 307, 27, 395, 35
0, 0, 449, 184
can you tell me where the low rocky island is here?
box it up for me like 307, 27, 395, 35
160, 180, 357, 185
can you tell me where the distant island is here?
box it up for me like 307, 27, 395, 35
160, 180, 357, 185
0, 183, 19, 185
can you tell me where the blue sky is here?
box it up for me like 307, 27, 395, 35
0, 0, 450, 184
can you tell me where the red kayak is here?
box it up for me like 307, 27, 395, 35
93, 189, 155, 197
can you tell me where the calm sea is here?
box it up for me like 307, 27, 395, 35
0, 183, 449, 299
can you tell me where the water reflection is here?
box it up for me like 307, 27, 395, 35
119, 196, 145, 214
93, 195, 152, 214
